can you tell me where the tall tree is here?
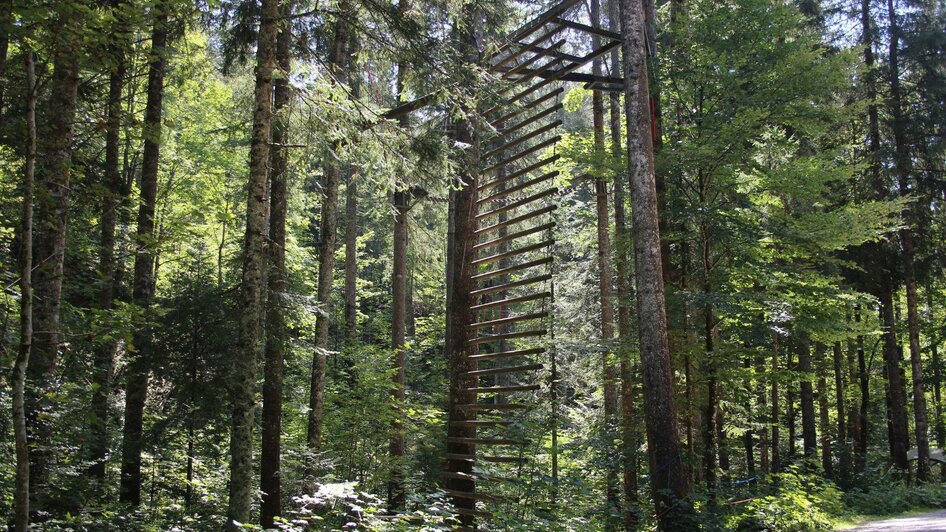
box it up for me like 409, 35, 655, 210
886, 0, 930, 480
12, 48, 36, 532
306, 3, 351, 484
229, 0, 278, 523
120, 0, 170, 504
619, 0, 693, 524
798, 339, 817, 457
260, 14, 292, 528
89, 0, 129, 488
26, 0, 84, 511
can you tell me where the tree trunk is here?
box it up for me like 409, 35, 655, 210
90, 0, 127, 487
389, 179, 409, 510
880, 286, 910, 472
120, 2, 169, 505
702, 303, 717, 497
787, 348, 797, 458
886, 0, 930, 481
343, 177, 358, 342
817, 347, 833, 476
608, 0, 637, 521
798, 340, 817, 457
306, 5, 350, 484
771, 335, 781, 472
26, 3, 83, 512
443, 5, 480, 526
856, 306, 869, 471
743, 357, 755, 474
13, 49, 36, 532
228, 0, 277, 523
619, 0, 693, 524
260, 19, 291, 529
834, 342, 851, 482
590, 0, 618, 523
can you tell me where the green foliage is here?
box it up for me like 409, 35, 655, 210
727, 468, 843, 531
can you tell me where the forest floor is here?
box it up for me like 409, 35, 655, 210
837, 508, 946, 531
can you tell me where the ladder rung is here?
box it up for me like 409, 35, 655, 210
469, 329, 547, 346
455, 403, 530, 411
490, 26, 564, 71
463, 384, 541, 394
489, 89, 564, 129
483, 455, 528, 463
471, 274, 553, 299
471, 292, 550, 312
553, 17, 623, 40
445, 489, 504, 502
479, 155, 560, 193
487, 104, 563, 145
473, 257, 553, 283
476, 188, 558, 221
442, 471, 514, 483
504, 40, 621, 109
474, 222, 556, 252
475, 206, 557, 237
478, 171, 559, 206
483, 137, 561, 175
468, 347, 546, 362
454, 507, 494, 519
486, 57, 566, 116
470, 311, 549, 330
466, 363, 544, 377
500, 39, 567, 80
472, 240, 554, 268
447, 437, 528, 445
483, 120, 562, 160
449, 420, 513, 427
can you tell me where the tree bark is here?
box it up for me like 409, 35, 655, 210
817, 347, 833, 476
756, 353, 769, 473
886, 0, 930, 481
13, 48, 36, 532
343, 176, 358, 342
389, 180, 409, 510
798, 340, 817, 457
260, 18, 291, 529
120, 2, 169, 505
856, 306, 869, 471
608, 0, 637, 522
228, 0, 278, 524
833, 342, 851, 481
443, 5, 479, 526
590, 0, 618, 523
26, 2, 83, 512
306, 5, 350, 484
90, 0, 127, 487
880, 286, 910, 472
619, 0, 693, 524
771, 335, 781, 472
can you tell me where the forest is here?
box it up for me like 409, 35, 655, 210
0, 0, 945, 529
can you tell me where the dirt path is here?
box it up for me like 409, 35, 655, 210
847, 509, 946, 531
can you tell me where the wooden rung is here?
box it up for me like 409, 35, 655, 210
445, 489, 503, 502
472, 240, 554, 268
489, 104, 563, 143
482, 455, 528, 463
441, 470, 516, 483
449, 420, 513, 427
483, 136, 561, 175
483, 120, 562, 160
473, 257, 553, 283
454, 507, 494, 519
463, 384, 541, 394
490, 25, 564, 71
470, 311, 549, 330
470, 292, 550, 312
479, 154, 560, 193
476, 188, 558, 221
488, 0, 582, 60
475, 206, 557, 238
471, 274, 553, 299
445, 453, 477, 462
486, 57, 566, 116
553, 17, 623, 40
466, 363, 544, 377
469, 346, 546, 362
478, 171, 559, 206
469, 329, 547, 346
501, 40, 567, 80
489, 89, 564, 129
474, 221, 556, 252
505, 41, 622, 108
447, 437, 528, 445
505, 44, 582, 66
455, 402, 530, 411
